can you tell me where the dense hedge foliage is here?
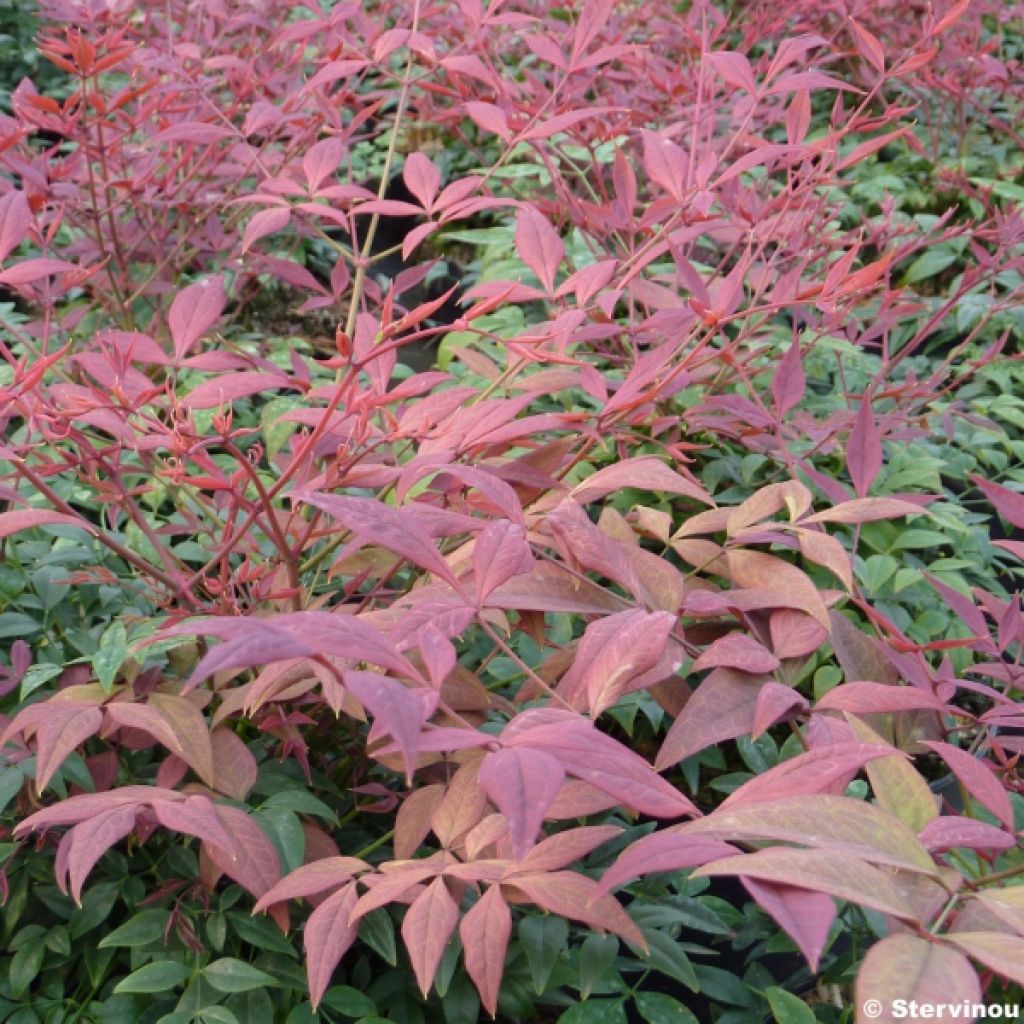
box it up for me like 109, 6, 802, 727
0, 0, 1023, 1022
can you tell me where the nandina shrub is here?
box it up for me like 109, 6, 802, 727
1, 0, 1024, 1021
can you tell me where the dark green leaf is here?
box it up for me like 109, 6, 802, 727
114, 961, 192, 994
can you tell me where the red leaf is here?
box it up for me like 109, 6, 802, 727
0, 190, 31, 264
515, 206, 563, 294
558, 608, 676, 716
479, 748, 564, 860
464, 102, 510, 140
814, 681, 948, 715
642, 132, 687, 201
856, 934, 980, 1022
297, 492, 462, 591
0, 258, 77, 285
656, 668, 772, 769
403, 152, 440, 211
36, 702, 104, 793
721, 744, 896, 809
183, 370, 291, 409
742, 880, 836, 971
802, 498, 925, 525
847, 396, 882, 498
725, 549, 831, 628
169, 277, 226, 361
402, 877, 460, 996
210, 729, 258, 800
597, 832, 739, 895
303, 137, 344, 192
344, 671, 434, 783
849, 19, 885, 73
769, 610, 827, 659
65, 805, 138, 903
569, 456, 711, 506
772, 342, 805, 416
305, 881, 360, 1008
918, 817, 1015, 854
0, 509, 89, 539
521, 825, 622, 872
473, 521, 535, 606
751, 682, 807, 738
151, 795, 237, 856
460, 886, 511, 1017
971, 475, 1024, 529
706, 50, 757, 93
920, 741, 1014, 830
509, 870, 646, 948
695, 848, 917, 921
692, 633, 780, 675
203, 805, 281, 901
242, 207, 291, 253
254, 858, 369, 912
945, 932, 1024, 989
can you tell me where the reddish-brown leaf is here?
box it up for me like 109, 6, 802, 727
305, 881, 360, 1008
402, 876, 461, 996
169, 277, 226, 361
479, 748, 564, 860
742, 879, 836, 971
460, 885, 511, 1017
0, 509, 89, 539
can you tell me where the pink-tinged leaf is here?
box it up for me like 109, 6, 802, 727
479, 748, 564, 860
570, 456, 711, 505
918, 817, 1015, 854
350, 864, 442, 922
678, 795, 937, 873
920, 741, 1014, 829
941, 932, 1024, 989
505, 712, 698, 819
797, 529, 853, 590
460, 885, 511, 1017
203, 805, 281, 900
65, 805, 137, 903
464, 102, 511, 140
0, 190, 31, 264
509, 870, 646, 948
210, 729, 258, 800
971, 475, 1024, 529
169, 277, 226, 361
849, 18, 885, 73
151, 795, 236, 856
303, 137, 344, 192
515, 206, 562, 294
473, 521, 535, 606
297, 492, 461, 590
0, 258, 77, 286
484, 561, 626, 615
13, 788, 174, 836
0, 509, 89, 540
706, 50, 757, 93
725, 549, 830, 628
721, 744, 896, 809
183, 370, 291, 409
597, 832, 739, 895
847, 397, 882, 497
395, 785, 445, 860
725, 481, 812, 536
36, 703, 104, 793
521, 826, 622, 873
642, 132, 687, 201
344, 671, 433, 783
656, 668, 771, 769
695, 849, 916, 921
768, 70, 858, 94
519, 108, 618, 141
975, 889, 1024, 935
814, 681, 948, 715
242, 207, 291, 253
107, 694, 214, 788
403, 152, 440, 211
693, 633, 780, 675
254, 858, 369, 912
772, 342, 805, 416
402, 877, 460, 997
751, 682, 807, 738
558, 609, 676, 716
742, 880, 835, 971
803, 498, 926, 525
305, 881, 359, 1008
855, 934, 980, 1023
769, 610, 827, 660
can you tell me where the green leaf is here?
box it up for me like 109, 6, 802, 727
18, 663, 62, 701
98, 910, 170, 949
202, 957, 276, 993
520, 914, 569, 994
9, 940, 45, 998
579, 934, 619, 999
114, 960, 192, 994
93, 621, 128, 693
200, 1010, 241, 1024
227, 911, 297, 956
322, 985, 377, 1017
358, 908, 397, 966
0, 767, 24, 815
764, 986, 817, 1024
558, 1000, 628, 1024
633, 992, 700, 1024
904, 248, 958, 283
641, 930, 699, 991
254, 807, 305, 874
